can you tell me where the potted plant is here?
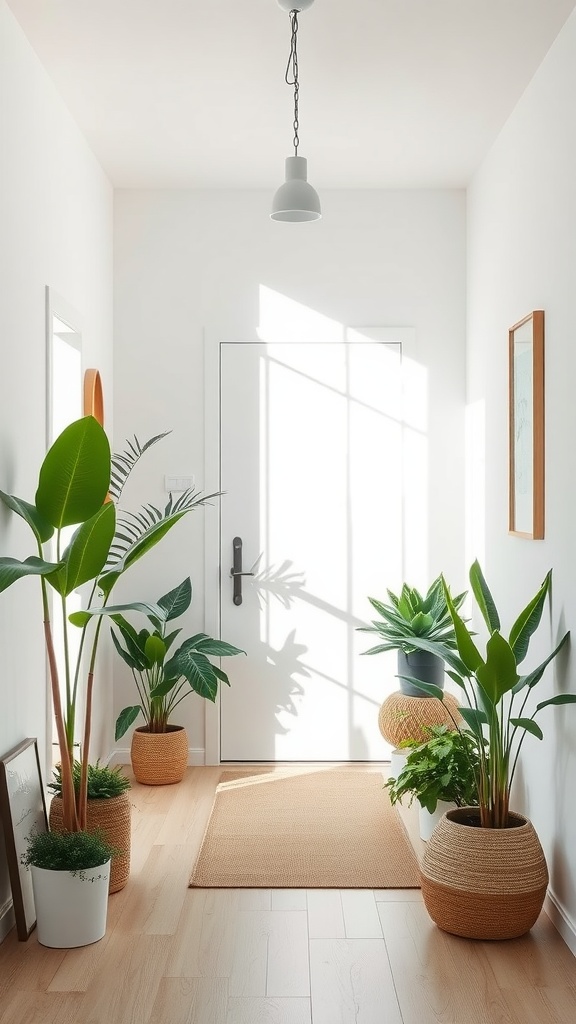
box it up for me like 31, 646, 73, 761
22, 830, 116, 948
358, 577, 467, 695
0, 417, 214, 944
385, 725, 480, 841
48, 762, 131, 893
404, 561, 576, 939
81, 577, 244, 784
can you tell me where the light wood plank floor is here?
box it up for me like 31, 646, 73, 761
1, 765, 576, 1024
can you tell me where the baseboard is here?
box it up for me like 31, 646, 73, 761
0, 898, 15, 944
545, 889, 576, 958
107, 747, 206, 767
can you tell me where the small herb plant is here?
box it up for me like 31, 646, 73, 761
23, 829, 116, 873
81, 576, 244, 738
359, 577, 466, 656
48, 761, 130, 800
386, 725, 480, 813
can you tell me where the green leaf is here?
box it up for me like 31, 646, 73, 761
194, 637, 245, 658
0, 556, 64, 593
211, 664, 232, 686
410, 611, 435, 635
514, 632, 570, 693
396, 676, 445, 700
35, 416, 110, 528
165, 647, 220, 701
535, 694, 576, 712
69, 610, 91, 627
509, 571, 551, 664
442, 577, 484, 673
149, 677, 178, 698
53, 502, 116, 597
458, 706, 488, 735
99, 511, 190, 596
469, 560, 500, 632
145, 635, 166, 665
157, 577, 192, 622
394, 635, 470, 677
446, 670, 467, 690
110, 627, 142, 670
0, 491, 54, 543
115, 706, 142, 741
476, 631, 518, 705
510, 718, 544, 740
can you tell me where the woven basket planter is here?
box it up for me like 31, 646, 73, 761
131, 725, 188, 786
49, 792, 131, 894
421, 807, 548, 940
378, 691, 461, 746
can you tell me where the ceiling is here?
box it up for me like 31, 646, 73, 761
8, 0, 576, 189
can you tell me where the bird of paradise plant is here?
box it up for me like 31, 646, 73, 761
0, 417, 213, 838
398, 561, 576, 828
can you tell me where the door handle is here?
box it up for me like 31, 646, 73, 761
230, 536, 254, 605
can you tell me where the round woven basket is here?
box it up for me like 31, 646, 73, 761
131, 726, 188, 786
378, 690, 461, 746
421, 807, 548, 940
49, 792, 131, 894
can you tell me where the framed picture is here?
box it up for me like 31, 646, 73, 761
509, 311, 545, 539
0, 739, 48, 940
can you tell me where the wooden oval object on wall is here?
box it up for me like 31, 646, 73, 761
83, 369, 104, 425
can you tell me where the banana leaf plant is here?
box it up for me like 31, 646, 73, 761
398, 561, 576, 828
0, 417, 215, 834
75, 576, 244, 738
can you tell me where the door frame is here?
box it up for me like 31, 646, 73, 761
203, 326, 416, 764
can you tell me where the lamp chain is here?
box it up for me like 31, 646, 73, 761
284, 10, 300, 155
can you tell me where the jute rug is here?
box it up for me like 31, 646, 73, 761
189, 768, 420, 888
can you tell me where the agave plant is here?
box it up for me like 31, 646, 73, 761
359, 576, 466, 655
0, 418, 215, 836
399, 561, 576, 828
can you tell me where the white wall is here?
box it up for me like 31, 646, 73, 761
468, 8, 576, 949
113, 188, 467, 758
0, 0, 113, 938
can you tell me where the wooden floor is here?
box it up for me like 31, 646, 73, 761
1, 765, 576, 1024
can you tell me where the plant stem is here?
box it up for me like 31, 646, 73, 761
41, 577, 78, 832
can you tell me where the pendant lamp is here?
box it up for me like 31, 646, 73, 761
271, 1, 321, 222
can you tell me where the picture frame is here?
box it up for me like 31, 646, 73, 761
0, 738, 48, 940
509, 310, 545, 539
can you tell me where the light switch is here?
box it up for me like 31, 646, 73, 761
165, 475, 195, 493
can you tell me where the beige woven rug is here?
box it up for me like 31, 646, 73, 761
189, 768, 420, 888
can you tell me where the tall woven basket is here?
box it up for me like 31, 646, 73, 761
131, 725, 188, 786
49, 792, 132, 894
421, 807, 548, 940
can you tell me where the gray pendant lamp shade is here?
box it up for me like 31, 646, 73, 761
271, 156, 321, 222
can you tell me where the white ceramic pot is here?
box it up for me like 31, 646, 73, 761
388, 748, 409, 782
418, 801, 456, 842
31, 860, 110, 948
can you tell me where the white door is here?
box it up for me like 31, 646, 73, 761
219, 340, 408, 762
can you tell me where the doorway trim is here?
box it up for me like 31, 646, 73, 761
203, 326, 416, 764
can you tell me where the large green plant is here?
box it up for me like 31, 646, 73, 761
0, 417, 213, 837
385, 725, 480, 813
401, 561, 576, 828
77, 576, 244, 738
358, 576, 466, 656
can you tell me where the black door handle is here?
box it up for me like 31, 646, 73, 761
230, 537, 254, 605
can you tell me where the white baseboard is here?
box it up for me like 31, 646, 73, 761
107, 747, 206, 767
545, 889, 576, 958
0, 898, 15, 944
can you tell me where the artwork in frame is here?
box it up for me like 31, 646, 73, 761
508, 310, 545, 539
0, 738, 48, 940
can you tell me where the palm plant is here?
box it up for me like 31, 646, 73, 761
359, 576, 466, 655
401, 561, 576, 828
0, 417, 215, 838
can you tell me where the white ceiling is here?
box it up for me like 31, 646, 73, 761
8, 0, 576, 189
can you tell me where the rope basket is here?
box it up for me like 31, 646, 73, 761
421, 807, 548, 939
130, 726, 188, 786
378, 691, 461, 746
49, 792, 131, 894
